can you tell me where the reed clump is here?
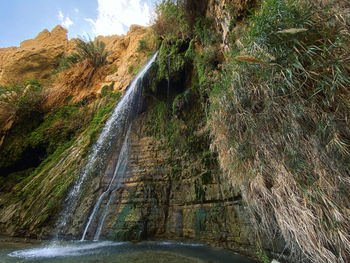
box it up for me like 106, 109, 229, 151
209, 0, 350, 262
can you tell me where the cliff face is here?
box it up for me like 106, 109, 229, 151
0, 25, 156, 239
0, 24, 153, 144
101, 111, 258, 256
0, 26, 71, 86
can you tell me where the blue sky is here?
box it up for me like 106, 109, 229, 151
0, 0, 155, 48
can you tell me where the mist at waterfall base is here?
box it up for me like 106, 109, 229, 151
2, 240, 258, 262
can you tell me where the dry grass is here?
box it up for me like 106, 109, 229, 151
209, 0, 350, 262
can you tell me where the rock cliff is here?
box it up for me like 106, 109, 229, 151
0, 26, 71, 86
102, 111, 258, 257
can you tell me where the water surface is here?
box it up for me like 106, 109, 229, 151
1, 239, 258, 263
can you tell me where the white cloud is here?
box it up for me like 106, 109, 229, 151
86, 0, 152, 36
58, 10, 73, 29
74, 8, 80, 13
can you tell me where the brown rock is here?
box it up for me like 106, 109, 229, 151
0, 25, 70, 85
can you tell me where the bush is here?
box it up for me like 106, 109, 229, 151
137, 39, 147, 52
152, 0, 209, 38
128, 65, 134, 74
72, 38, 111, 68
194, 17, 218, 46
55, 53, 80, 73
100, 82, 115, 98
0, 80, 44, 120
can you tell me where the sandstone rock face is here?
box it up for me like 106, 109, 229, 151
45, 25, 154, 108
0, 24, 152, 105
98, 25, 154, 94
0, 26, 70, 85
0, 25, 153, 148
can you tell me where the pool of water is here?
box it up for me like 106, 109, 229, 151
0, 239, 258, 263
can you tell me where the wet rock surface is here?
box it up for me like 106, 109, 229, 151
99, 112, 258, 257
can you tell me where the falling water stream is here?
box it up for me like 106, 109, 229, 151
81, 125, 131, 241
57, 52, 158, 238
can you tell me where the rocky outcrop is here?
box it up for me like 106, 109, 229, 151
45, 25, 154, 108
99, 25, 155, 93
0, 24, 154, 158
0, 25, 71, 85
0, 24, 153, 108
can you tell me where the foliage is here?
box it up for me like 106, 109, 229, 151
146, 81, 218, 202
110, 65, 118, 74
156, 38, 192, 81
137, 39, 147, 52
152, 0, 191, 38
194, 17, 218, 46
152, 0, 208, 38
127, 64, 141, 76
55, 53, 80, 73
209, 0, 350, 262
0, 103, 88, 175
0, 80, 44, 119
72, 38, 111, 68
194, 46, 220, 103
128, 65, 134, 75
0, 84, 122, 234
100, 82, 115, 98
256, 248, 270, 263
0, 81, 120, 183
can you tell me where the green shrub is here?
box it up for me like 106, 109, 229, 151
100, 82, 115, 98
55, 53, 80, 73
110, 65, 118, 74
194, 17, 218, 46
153, 0, 191, 38
72, 38, 111, 68
137, 39, 147, 52
0, 80, 44, 120
156, 38, 192, 82
152, 0, 208, 38
128, 65, 134, 74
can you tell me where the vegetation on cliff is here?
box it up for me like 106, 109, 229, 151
0, 78, 122, 237
153, 0, 350, 262
72, 38, 111, 68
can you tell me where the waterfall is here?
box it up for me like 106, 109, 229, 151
81, 126, 131, 241
56, 52, 158, 239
